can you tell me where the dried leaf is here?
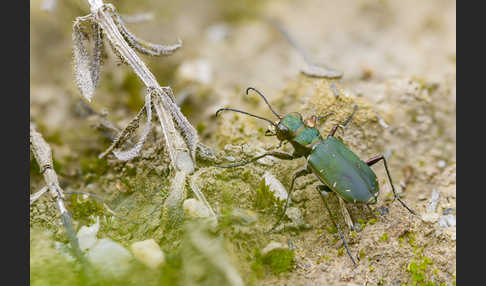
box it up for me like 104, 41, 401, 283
73, 17, 96, 101
90, 22, 103, 88
112, 10, 182, 57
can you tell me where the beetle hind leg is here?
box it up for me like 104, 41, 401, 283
366, 155, 416, 215
337, 196, 356, 231
317, 185, 358, 266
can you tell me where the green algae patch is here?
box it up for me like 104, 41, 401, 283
406, 256, 435, 286
252, 247, 295, 276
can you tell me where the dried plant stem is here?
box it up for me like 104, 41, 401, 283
30, 186, 49, 205
89, 2, 196, 171
30, 123, 85, 262
83, 0, 216, 222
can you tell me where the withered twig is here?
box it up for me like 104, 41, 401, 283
30, 123, 86, 263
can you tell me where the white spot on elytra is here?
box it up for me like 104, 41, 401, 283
333, 182, 337, 187
345, 189, 351, 192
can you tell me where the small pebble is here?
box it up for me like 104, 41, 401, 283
426, 189, 440, 213
130, 239, 165, 269
206, 24, 231, 42
229, 208, 257, 225
286, 207, 304, 224
438, 214, 456, 227
422, 212, 440, 223
376, 206, 389, 216
418, 194, 427, 201
77, 217, 100, 251
177, 59, 212, 85
87, 238, 133, 277
263, 171, 288, 201
262, 241, 288, 256
443, 208, 456, 215
437, 160, 446, 168
176, 152, 195, 174
183, 198, 211, 218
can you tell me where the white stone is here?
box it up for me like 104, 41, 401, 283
426, 189, 440, 213
421, 212, 440, 223
261, 241, 288, 256
438, 214, 456, 228
87, 238, 133, 277
206, 24, 231, 42
130, 239, 165, 269
177, 59, 212, 85
183, 198, 211, 218
263, 172, 288, 201
77, 217, 100, 251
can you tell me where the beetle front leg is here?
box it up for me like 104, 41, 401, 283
327, 105, 358, 137
266, 167, 311, 233
366, 155, 416, 215
218, 150, 298, 168
317, 185, 358, 267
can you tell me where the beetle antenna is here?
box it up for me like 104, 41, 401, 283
216, 108, 276, 126
246, 87, 282, 119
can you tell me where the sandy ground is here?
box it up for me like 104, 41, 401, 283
30, 0, 456, 285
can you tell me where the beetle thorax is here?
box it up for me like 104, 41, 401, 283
275, 113, 323, 157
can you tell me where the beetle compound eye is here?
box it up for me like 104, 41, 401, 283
278, 124, 289, 134
276, 124, 291, 140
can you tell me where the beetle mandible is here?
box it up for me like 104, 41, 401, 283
215, 87, 416, 265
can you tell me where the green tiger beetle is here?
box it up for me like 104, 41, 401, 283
215, 87, 416, 266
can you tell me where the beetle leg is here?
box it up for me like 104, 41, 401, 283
218, 150, 297, 168
317, 185, 358, 267
366, 155, 416, 215
327, 105, 358, 137
266, 167, 311, 233
337, 196, 355, 231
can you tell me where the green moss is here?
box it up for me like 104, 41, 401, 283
69, 193, 105, 221
406, 232, 417, 247
379, 233, 388, 242
337, 247, 344, 256
159, 252, 183, 286
215, 0, 268, 23
255, 178, 281, 214
196, 122, 207, 135
264, 249, 295, 275
406, 256, 435, 286
359, 250, 366, 259
368, 218, 377, 225
79, 157, 108, 183
326, 225, 338, 234
251, 247, 295, 276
